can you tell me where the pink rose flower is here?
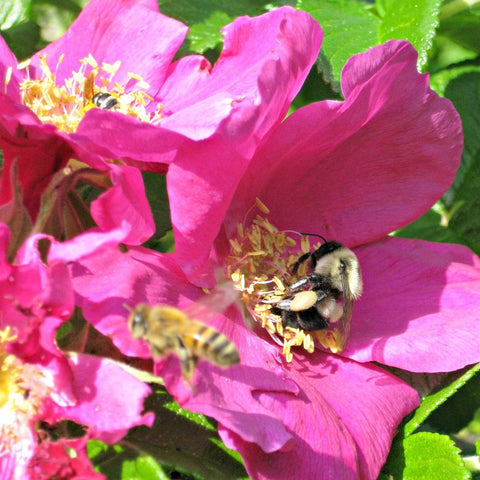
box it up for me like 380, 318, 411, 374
0, 222, 152, 479
0, 1, 320, 223
70, 40, 478, 479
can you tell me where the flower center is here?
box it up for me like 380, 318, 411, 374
14, 54, 163, 133
0, 327, 47, 457
226, 199, 346, 361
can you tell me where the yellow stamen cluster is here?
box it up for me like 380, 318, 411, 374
226, 200, 322, 362
0, 327, 47, 457
16, 53, 163, 133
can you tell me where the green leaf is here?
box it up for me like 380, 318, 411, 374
393, 206, 463, 244
439, 70, 480, 255
142, 173, 172, 241
297, 0, 379, 88
439, 4, 480, 54
403, 363, 480, 437
377, 0, 442, 70
428, 366, 480, 435
384, 432, 471, 479
1, 21, 40, 60
123, 390, 249, 480
88, 440, 170, 480
158, 0, 266, 54
403, 433, 470, 480
0, 0, 31, 28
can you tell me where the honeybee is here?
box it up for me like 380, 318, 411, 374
83, 70, 118, 109
272, 237, 362, 350
91, 92, 119, 110
127, 300, 240, 382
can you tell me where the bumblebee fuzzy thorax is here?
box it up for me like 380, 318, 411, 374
314, 247, 363, 299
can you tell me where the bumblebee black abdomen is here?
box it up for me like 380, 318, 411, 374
92, 92, 118, 110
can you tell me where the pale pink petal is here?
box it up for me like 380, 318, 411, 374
227, 40, 462, 246
90, 164, 154, 244
346, 236, 480, 372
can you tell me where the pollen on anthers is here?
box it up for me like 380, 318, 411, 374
14, 53, 163, 133
225, 198, 323, 363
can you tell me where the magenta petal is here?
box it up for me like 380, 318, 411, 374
227, 40, 462, 245
73, 110, 186, 165
223, 356, 418, 480
347, 236, 480, 372
90, 164, 154, 244
160, 7, 322, 141
58, 354, 153, 444
31, 0, 187, 93
0, 36, 20, 99
166, 8, 322, 285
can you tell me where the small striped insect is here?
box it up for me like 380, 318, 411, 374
128, 302, 240, 382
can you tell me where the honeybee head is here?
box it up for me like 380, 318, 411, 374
128, 303, 150, 338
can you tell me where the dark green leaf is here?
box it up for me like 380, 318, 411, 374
403, 363, 480, 437
142, 173, 172, 241
1, 21, 40, 60
123, 390, 249, 480
438, 4, 480, 55
158, 0, 266, 54
439, 70, 480, 255
428, 366, 480, 435
297, 0, 379, 88
384, 432, 471, 479
377, 0, 442, 70
393, 206, 463, 244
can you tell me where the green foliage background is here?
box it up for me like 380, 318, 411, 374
3, 0, 480, 479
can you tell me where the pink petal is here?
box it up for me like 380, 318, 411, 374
0, 36, 20, 99
159, 7, 323, 141
90, 164, 154, 244
227, 40, 462, 246
166, 8, 322, 286
30, 0, 187, 94
71, 244, 199, 356
73, 110, 186, 166
223, 355, 418, 480
347, 236, 480, 372
57, 354, 153, 444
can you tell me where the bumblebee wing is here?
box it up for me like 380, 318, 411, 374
340, 268, 354, 351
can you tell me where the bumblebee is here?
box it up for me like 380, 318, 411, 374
272, 239, 362, 349
128, 303, 240, 381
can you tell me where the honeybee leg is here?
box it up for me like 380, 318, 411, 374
175, 335, 197, 381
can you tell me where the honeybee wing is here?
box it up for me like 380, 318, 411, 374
340, 266, 354, 351
183, 279, 240, 323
